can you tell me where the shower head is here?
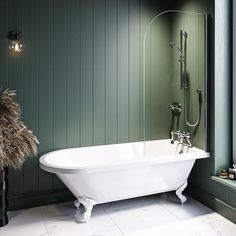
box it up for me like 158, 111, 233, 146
169, 41, 185, 62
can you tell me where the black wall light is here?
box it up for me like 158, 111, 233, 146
8, 30, 24, 53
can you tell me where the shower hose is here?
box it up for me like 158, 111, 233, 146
184, 88, 201, 127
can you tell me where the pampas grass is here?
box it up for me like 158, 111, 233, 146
0, 89, 39, 170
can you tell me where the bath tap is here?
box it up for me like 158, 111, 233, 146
170, 130, 182, 144
171, 130, 192, 154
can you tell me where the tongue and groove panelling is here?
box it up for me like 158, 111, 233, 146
0, 0, 208, 209
0, 0, 146, 207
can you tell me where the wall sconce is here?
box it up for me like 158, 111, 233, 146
8, 30, 24, 53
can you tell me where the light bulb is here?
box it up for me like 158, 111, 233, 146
9, 40, 23, 53
14, 42, 20, 52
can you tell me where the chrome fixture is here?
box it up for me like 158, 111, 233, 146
169, 102, 182, 132
143, 11, 208, 142
184, 88, 202, 127
171, 130, 192, 154
170, 30, 188, 89
169, 42, 185, 62
170, 30, 201, 128
169, 102, 182, 115
8, 30, 24, 53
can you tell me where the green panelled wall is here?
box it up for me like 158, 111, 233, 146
145, 14, 206, 146
170, 11, 206, 149
144, 2, 207, 148
0, 0, 146, 207
188, 0, 236, 224
0, 0, 212, 210
1, 0, 178, 209
1, 0, 235, 224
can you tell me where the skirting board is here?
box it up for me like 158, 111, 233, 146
187, 185, 236, 224
8, 190, 74, 211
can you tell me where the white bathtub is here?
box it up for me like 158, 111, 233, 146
39, 139, 209, 222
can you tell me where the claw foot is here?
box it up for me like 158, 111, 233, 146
176, 181, 187, 204
74, 196, 96, 223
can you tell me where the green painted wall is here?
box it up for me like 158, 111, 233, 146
156, 0, 236, 225
188, 0, 236, 224
144, 3, 207, 148
0, 0, 145, 207
0, 0, 179, 209
144, 13, 173, 140
1, 0, 235, 223
170, 12, 206, 149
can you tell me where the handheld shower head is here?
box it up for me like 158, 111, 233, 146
169, 41, 185, 62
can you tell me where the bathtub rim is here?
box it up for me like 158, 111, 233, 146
39, 140, 210, 174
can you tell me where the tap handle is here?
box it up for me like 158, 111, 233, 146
185, 133, 191, 139
170, 131, 174, 144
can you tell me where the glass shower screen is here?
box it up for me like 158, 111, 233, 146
143, 11, 208, 150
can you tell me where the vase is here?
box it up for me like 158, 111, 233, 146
0, 168, 8, 227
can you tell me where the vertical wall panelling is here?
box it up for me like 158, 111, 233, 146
170, 11, 206, 148
105, 0, 118, 144
80, 0, 93, 147
93, 0, 106, 145
150, 11, 161, 140
117, 0, 129, 142
38, 0, 53, 192
106, 0, 117, 143
197, 15, 206, 149
129, 0, 141, 141
7, 0, 24, 197
142, 0, 152, 141
1, 0, 148, 204
0, 0, 8, 88
0, 0, 214, 210
67, 0, 81, 148
149, 12, 172, 140
188, 0, 236, 224
52, 0, 68, 189
22, 0, 39, 193
159, 15, 172, 139
139, 0, 146, 141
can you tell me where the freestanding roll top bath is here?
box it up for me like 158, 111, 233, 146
39, 139, 210, 223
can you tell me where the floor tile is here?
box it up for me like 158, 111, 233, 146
124, 221, 199, 236
186, 216, 236, 236
0, 207, 47, 236
1, 193, 236, 236
41, 201, 76, 222
159, 193, 223, 221
102, 194, 160, 213
44, 205, 123, 236
105, 197, 181, 235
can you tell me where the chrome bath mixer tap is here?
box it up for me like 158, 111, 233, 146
171, 130, 192, 154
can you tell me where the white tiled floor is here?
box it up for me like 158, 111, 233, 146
1, 193, 236, 236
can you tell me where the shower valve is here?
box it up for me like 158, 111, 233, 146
169, 103, 182, 115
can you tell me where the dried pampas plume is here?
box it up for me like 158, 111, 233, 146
0, 89, 39, 170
